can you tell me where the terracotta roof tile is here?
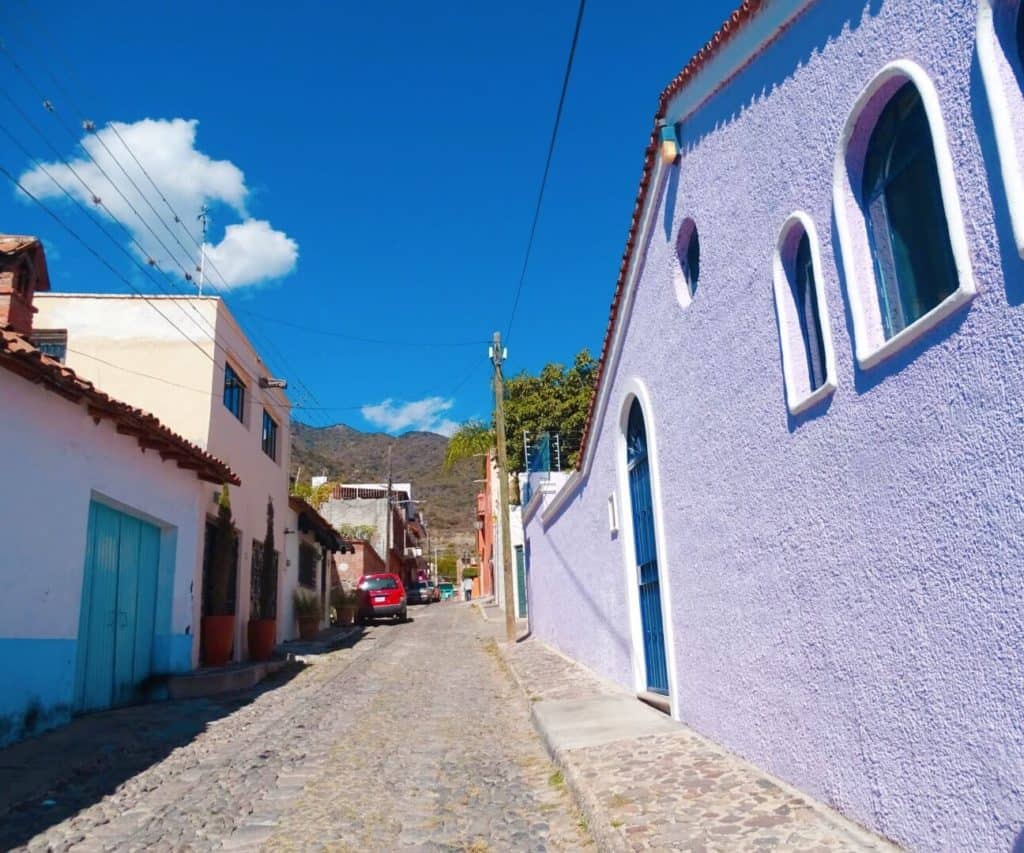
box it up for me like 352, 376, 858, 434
577, 0, 765, 466
0, 327, 239, 486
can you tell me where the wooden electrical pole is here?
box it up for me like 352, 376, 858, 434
490, 331, 517, 643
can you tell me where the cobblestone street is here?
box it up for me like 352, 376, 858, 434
0, 605, 591, 852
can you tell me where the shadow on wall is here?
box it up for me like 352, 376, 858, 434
680, 0, 884, 152
0, 662, 309, 849
829, 217, 971, 396
543, 530, 632, 661
970, 50, 1024, 306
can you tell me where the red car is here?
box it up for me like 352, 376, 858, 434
355, 573, 407, 623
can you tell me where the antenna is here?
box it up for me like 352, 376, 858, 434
196, 204, 209, 295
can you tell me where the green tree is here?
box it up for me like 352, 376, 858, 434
504, 348, 597, 473
442, 420, 494, 472
435, 552, 458, 580
289, 479, 335, 510
209, 485, 235, 616
254, 497, 276, 620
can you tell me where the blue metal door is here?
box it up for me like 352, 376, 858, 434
75, 502, 161, 713
626, 401, 669, 695
515, 545, 528, 618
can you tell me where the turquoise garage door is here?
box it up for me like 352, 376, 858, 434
74, 501, 162, 714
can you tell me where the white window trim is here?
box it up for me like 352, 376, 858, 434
978, 0, 1024, 258
772, 212, 838, 415
833, 60, 977, 370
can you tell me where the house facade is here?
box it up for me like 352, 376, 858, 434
522, 2, 1024, 850
283, 497, 346, 639
0, 237, 238, 745
34, 293, 291, 662
319, 484, 427, 585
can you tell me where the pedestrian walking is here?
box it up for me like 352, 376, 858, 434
462, 576, 473, 602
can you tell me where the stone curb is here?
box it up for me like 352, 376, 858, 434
490, 633, 898, 853
489, 637, 627, 853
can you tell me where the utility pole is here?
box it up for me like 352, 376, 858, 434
383, 445, 392, 572
490, 331, 516, 643
196, 204, 209, 295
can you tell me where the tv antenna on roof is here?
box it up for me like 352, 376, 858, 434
196, 204, 210, 295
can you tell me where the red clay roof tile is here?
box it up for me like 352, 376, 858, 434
0, 326, 239, 486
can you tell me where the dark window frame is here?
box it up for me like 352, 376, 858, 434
261, 409, 279, 461
223, 363, 246, 423
861, 81, 958, 339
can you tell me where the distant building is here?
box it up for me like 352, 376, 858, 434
319, 484, 427, 585
283, 497, 346, 638
521, 2, 1024, 850
35, 292, 291, 661
0, 236, 238, 745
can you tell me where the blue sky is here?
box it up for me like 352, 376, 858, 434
0, 0, 737, 435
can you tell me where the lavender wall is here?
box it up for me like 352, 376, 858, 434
525, 1, 1024, 850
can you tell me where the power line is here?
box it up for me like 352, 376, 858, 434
505, 0, 586, 344
0, 112, 258, 377
0, 165, 225, 369
236, 309, 490, 348
0, 23, 328, 424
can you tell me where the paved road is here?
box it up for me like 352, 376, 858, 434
3, 605, 590, 852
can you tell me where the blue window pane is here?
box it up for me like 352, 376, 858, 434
679, 225, 700, 294
261, 409, 278, 461
223, 364, 245, 422
862, 82, 958, 339
794, 233, 827, 390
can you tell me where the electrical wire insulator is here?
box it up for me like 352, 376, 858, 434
90, 194, 101, 205
42, 99, 54, 112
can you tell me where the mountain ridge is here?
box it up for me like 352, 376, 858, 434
290, 422, 478, 555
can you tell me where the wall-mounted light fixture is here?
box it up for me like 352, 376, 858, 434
259, 376, 288, 389
659, 120, 679, 165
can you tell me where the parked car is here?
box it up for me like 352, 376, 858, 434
406, 580, 432, 605
355, 573, 407, 622
427, 581, 441, 602
439, 582, 455, 601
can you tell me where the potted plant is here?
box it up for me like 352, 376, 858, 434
294, 587, 322, 640
202, 485, 236, 666
331, 585, 358, 626
248, 497, 278, 661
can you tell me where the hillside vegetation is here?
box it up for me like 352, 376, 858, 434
291, 422, 479, 555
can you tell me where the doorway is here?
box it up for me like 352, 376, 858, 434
625, 399, 669, 695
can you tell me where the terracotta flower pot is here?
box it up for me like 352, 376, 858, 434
247, 618, 277, 661
201, 614, 235, 666
298, 617, 320, 640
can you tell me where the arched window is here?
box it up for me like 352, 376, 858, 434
672, 219, 700, 307
794, 232, 827, 390
772, 214, 836, 414
681, 225, 700, 293
862, 81, 959, 339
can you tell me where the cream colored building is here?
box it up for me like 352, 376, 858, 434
34, 294, 292, 663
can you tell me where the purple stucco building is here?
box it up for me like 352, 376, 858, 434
523, 1, 1024, 849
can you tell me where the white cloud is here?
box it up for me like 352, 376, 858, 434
18, 118, 297, 289
361, 397, 458, 435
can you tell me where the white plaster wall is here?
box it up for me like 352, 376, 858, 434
33, 295, 293, 661
0, 372, 206, 646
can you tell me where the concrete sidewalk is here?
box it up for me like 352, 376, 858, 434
477, 605, 898, 852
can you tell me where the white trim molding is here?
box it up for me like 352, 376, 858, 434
772, 212, 838, 414
978, 0, 1024, 258
614, 379, 679, 718
833, 60, 977, 370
